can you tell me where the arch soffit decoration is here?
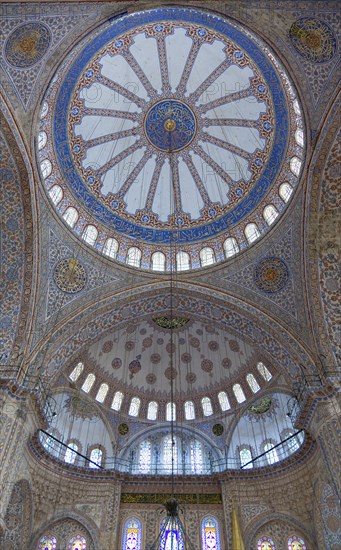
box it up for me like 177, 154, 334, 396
30, 511, 100, 550
29, 284, 317, 384
0, 99, 37, 365
305, 92, 340, 368
245, 511, 314, 549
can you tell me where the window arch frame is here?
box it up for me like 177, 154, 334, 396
63, 206, 79, 228
128, 396, 141, 417
64, 440, 81, 465
49, 184, 63, 205
201, 515, 221, 550
122, 517, 142, 550
223, 237, 239, 258
246, 373, 261, 393
233, 383, 246, 403
279, 182, 293, 203
81, 373, 96, 393
95, 382, 109, 403
244, 222, 260, 243
103, 237, 119, 258
82, 224, 98, 246
38, 534, 57, 550
263, 204, 279, 226
151, 251, 166, 271
69, 361, 84, 382
201, 396, 213, 417
127, 246, 142, 267
200, 246, 215, 267
88, 444, 105, 469
111, 391, 124, 411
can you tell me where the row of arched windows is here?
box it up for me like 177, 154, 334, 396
122, 516, 221, 550
239, 431, 302, 469
69, 362, 272, 418
257, 535, 306, 549
38, 534, 86, 550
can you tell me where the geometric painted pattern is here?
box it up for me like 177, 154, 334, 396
289, 18, 337, 64
53, 258, 87, 294
4, 22, 51, 67
253, 257, 289, 294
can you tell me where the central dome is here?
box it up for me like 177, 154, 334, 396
38, 7, 304, 270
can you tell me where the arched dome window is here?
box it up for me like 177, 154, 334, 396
41, 159, 52, 179
201, 396, 213, 416
89, 447, 102, 469
184, 401, 195, 420
245, 223, 260, 243
138, 440, 152, 473
200, 247, 215, 267
279, 182, 293, 203
82, 225, 98, 246
151, 251, 166, 271
218, 391, 230, 411
166, 402, 176, 421
264, 442, 279, 465
257, 537, 275, 550
95, 383, 109, 403
63, 207, 78, 228
64, 442, 79, 464
295, 128, 304, 147
38, 131, 47, 150
287, 536, 306, 550
176, 251, 190, 271
163, 435, 177, 473
246, 373, 260, 393
240, 447, 253, 469
127, 247, 141, 267
40, 101, 49, 119
223, 237, 239, 258
38, 535, 57, 550
67, 536, 86, 550
290, 156, 302, 176
111, 391, 124, 411
129, 397, 141, 417
122, 518, 142, 550
147, 401, 158, 420
81, 373, 95, 393
190, 440, 204, 474
69, 361, 84, 382
263, 205, 279, 226
49, 185, 62, 205
257, 362, 272, 381
103, 238, 118, 258
233, 383, 246, 403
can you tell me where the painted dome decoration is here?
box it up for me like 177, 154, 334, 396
38, 7, 304, 270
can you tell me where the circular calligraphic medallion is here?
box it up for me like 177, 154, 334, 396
53, 258, 87, 293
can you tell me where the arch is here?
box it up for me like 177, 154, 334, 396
82, 225, 98, 246
49, 185, 63, 205
147, 400, 158, 420
31, 514, 99, 550
200, 247, 215, 267
223, 237, 239, 258
38, 535, 57, 550
176, 251, 190, 271
111, 391, 124, 411
246, 373, 260, 393
263, 205, 279, 226
69, 362, 84, 382
245, 223, 260, 243
239, 446, 253, 469
122, 517, 142, 550
257, 362, 272, 381
63, 207, 79, 228
64, 441, 79, 465
103, 237, 118, 258
151, 251, 166, 271
41, 158, 52, 179
184, 400, 195, 420
218, 391, 230, 411
290, 157, 302, 177
95, 383, 109, 403
88, 446, 103, 469
257, 537, 275, 549
38, 131, 47, 150
81, 373, 95, 393
166, 402, 176, 421
127, 247, 141, 267
233, 383, 246, 403
201, 396, 213, 416
129, 396, 141, 417
279, 182, 293, 203
264, 441, 279, 465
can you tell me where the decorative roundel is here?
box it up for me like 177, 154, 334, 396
38, 535, 57, 550
5, 22, 51, 68
39, 7, 304, 269
212, 423, 224, 436
289, 18, 337, 63
253, 257, 289, 293
118, 422, 129, 435
53, 258, 87, 293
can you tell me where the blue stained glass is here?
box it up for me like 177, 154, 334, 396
123, 518, 142, 550
201, 517, 221, 550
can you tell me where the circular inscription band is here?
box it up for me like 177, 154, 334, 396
144, 99, 196, 152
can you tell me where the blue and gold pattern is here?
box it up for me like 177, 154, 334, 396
253, 257, 289, 293
53, 258, 87, 294
5, 22, 51, 68
289, 18, 337, 63
144, 100, 196, 152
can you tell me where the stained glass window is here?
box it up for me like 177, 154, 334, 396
233, 384, 246, 403
166, 402, 176, 421
95, 383, 109, 403
163, 436, 177, 473
257, 362, 272, 381
160, 518, 184, 550
68, 535, 86, 550
257, 536, 276, 550
69, 362, 84, 382
184, 400, 195, 420
123, 518, 142, 550
111, 391, 124, 411
245, 223, 260, 243
201, 516, 221, 550
200, 247, 215, 266
65, 442, 78, 464
38, 131, 47, 150
240, 447, 253, 469
279, 182, 293, 203
218, 391, 230, 411
41, 159, 52, 179
129, 397, 141, 417
176, 251, 190, 271
284, 432, 300, 453
147, 401, 158, 420
190, 440, 204, 474
38, 534, 57, 550
127, 247, 141, 267
89, 447, 102, 469
264, 442, 279, 465
290, 156, 302, 176
287, 535, 306, 550
201, 396, 213, 416
152, 251, 166, 271
139, 440, 152, 473
103, 238, 118, 258
223, 237, 239, 258
49, 185, 62, 205
263, 205, 279, 226
82, 225, 98, 246
81, 373, 95, 393
63, 207, 79, 228
246, 373, 260, 393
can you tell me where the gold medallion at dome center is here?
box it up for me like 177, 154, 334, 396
164, 118, 176, 132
